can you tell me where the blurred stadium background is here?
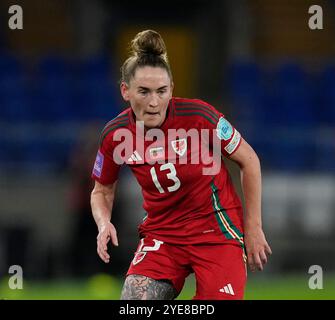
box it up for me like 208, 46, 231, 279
0, 0, 335, 299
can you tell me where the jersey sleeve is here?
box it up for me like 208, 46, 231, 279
91, 130, 121, 185
214, 114, 242, 157
199, 100, 242, 158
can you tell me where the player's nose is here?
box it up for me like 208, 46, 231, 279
149, 93, 159, 107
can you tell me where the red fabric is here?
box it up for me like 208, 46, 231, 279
126, 236, 247, 300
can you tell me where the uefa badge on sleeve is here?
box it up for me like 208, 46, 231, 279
216, 117, 233, 140
93, 150, 104, 178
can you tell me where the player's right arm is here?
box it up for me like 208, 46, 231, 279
90, 116, 127, 262
91, 180, 118, 263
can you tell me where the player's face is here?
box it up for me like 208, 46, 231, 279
121, 66, 173, 128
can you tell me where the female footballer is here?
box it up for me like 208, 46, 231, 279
90, 30, 272, 300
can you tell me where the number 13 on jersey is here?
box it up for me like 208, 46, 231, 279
150, 163, 181, 193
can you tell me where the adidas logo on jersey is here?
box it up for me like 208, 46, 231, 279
127, 151, 143, 163
219, 283, 235, 295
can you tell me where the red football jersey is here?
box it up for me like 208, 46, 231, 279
92, 97, 244, 247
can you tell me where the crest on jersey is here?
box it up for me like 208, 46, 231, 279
216, 117, 233, 141
171, 138, 187, 156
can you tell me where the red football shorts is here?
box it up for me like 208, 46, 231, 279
126, 236, 247, 300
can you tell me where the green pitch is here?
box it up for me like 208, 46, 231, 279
1, 273, 334, 300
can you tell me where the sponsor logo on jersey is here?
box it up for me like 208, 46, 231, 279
219, 283, 235, 295
171, 138, 187, 156
127, 150, 143, 163
149, 147, 165, 160
224, 130, 241, 154
216, 117, 233, 140
93, 150, 104, 178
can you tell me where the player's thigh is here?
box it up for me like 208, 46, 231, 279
125, 236, 190, 299
120, 274, 177, 300
192, 243, 247, 300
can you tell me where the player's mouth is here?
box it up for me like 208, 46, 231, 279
145, 111, 160, 116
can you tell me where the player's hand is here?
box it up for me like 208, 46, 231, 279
97, 221, 119, 263
244, 225, 272, 272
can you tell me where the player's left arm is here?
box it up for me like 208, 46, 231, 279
228, 138, 272, 272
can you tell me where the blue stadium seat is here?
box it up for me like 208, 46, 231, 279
21, 134, 59, 172
0, 52, 21, 74
228, 61, 266, 126
0, 53, 31, 122
229, 62, 322, 172
260, 63, 318, 172
33, 56, 75, 122
79, 55, 111, 77
74, 55, 120, 121
318, 65, 335, 125
269, 62, 316, 128
76, 77, 120, 120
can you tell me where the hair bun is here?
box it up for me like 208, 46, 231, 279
131, 30, 167, 57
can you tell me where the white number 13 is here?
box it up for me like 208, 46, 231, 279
150, 163, 181, 193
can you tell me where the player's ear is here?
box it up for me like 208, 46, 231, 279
120, 81, 130, 101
